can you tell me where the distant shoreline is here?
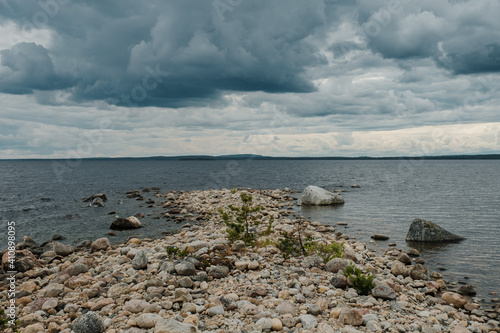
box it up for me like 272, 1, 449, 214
2, 153, 500, 161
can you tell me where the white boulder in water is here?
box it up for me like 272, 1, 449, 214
301, 186, 345, 205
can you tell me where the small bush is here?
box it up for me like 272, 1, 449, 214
166, 246, 189, 258
220, 192, 262, 245
304, 240, 344, 263
343, 263, 375, 295
277, 231, 304, 259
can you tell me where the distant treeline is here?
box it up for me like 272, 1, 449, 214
3, 154, 500, 162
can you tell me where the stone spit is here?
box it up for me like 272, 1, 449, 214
0, 188, 498, 333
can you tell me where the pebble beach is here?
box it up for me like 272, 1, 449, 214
1, 188, 499, 333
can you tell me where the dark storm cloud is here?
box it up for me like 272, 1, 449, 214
0, 42, 73, 93
355, 0, 500, 74
1, 0, 500, 109
0, 0, 327, 107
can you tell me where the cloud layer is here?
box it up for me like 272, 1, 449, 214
1, 0, 500, 158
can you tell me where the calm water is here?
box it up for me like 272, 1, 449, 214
0, 159, 499, 303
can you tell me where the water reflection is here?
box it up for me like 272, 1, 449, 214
406, 240, 463, 253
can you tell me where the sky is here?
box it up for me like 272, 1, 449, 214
1, 0, 500, 159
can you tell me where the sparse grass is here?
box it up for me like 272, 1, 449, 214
259, 217, 274, 236
255, 238, 277, 248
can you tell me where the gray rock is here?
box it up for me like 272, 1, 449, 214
301, 185, 345, 205
276, 301, 297, 316
83, 193, 108, 202
406, 218, 464, 242
220, 295, 238, 310
131, 250, 148, 270
174, 288, 192, 302
175, 261, 196, 276
41, 284, 65, 297
92, 197, 105, 207
306, 303, 323, 315
371, 285, 396, 300
325, 258, 348, 273
302, 255, 323, 268
63, 263, 88, 276
136, 313, 162, 328
397, 253, 412, 265
160, 261, 176, 273
371, 234, 389, 240
208, 265, 229, 278
366, 320, 382, 332
108, 283, 131, 299
109, 216, 142, 230
73, 311, 105, 333
207, 305, 225, 316
43, 241, 74, 256
256, 318, 273, 330
410, 264, 428, 280
51, 234, 66, 240
90, 238, 111, 252
300, 314, 318, 329
232, 240, 246, 251
362, 314, 379, 325
16, 236, 38, 250
178, 277, 193, 288
391, 261, 410, 277
330, 275, 348, 289
155, 319, 197, 333
458, 285, 476, 296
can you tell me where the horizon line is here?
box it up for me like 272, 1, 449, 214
1, 153, 500, 161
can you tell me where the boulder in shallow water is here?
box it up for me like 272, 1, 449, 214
301, 185, 345, 205
83, 193, 108, 203
405, 218, 464, 242
110, 216, 142, 230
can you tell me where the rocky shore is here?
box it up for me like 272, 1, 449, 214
1, 188, 499, 333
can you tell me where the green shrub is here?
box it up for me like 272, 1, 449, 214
277, 231, 304, 259
304, 240, 344, 263
166, 246, 189, 258
220, 192, 262, 245
343, 263, 375, 295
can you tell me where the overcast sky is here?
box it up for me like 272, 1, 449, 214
1, 0, 499, 158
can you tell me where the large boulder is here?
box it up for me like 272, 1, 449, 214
406, 219, 464, 242
110, 216, 142, 230
301, 186, 345, 205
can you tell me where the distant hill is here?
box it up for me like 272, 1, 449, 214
2, 154, 500, 161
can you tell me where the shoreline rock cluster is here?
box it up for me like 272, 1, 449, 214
1, 188, 499, 333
